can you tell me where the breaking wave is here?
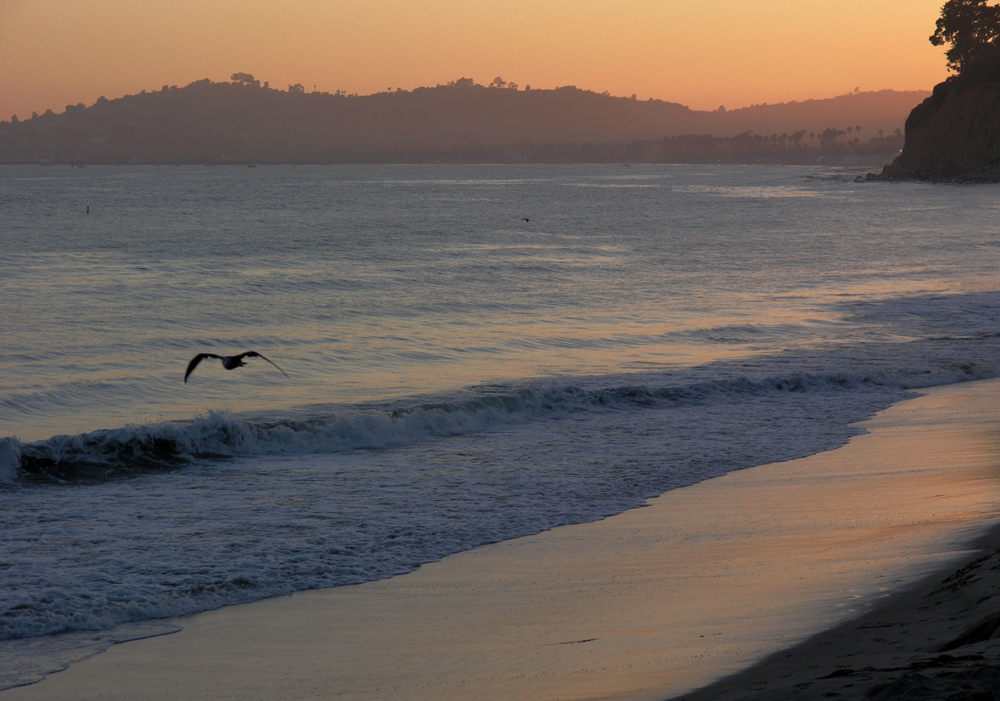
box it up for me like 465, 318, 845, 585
6, 362, 994, 485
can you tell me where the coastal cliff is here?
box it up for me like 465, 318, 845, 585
876, 79, 1000, 181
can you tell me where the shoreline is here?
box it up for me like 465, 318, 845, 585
676, 520, 1000, 701
4, 378, 1000, 700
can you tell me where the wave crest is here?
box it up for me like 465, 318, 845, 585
9, 365, 992, 484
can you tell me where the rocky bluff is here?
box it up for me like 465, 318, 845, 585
876, 77, 1000, 182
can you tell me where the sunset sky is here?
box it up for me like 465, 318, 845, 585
1, 0, 949, 120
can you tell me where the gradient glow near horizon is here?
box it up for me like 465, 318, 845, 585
1, 0, 949, 119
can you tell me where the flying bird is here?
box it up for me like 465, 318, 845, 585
184, 352, 289, 383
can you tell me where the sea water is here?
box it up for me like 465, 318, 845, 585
2, 164, 1000, 687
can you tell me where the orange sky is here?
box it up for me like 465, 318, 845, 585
0, 0, 949, 120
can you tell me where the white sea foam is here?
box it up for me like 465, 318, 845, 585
5, 287, 1000, 654
1, 342, 994, 645
0, 438, 20, 484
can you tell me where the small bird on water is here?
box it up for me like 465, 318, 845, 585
184, 352, 289, 383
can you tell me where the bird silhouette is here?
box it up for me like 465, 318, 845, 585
184, 352, 289, 383
522, 217, 530, 222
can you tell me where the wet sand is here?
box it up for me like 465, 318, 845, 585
4, 379, 1000, 701
678, 522, 1000, 701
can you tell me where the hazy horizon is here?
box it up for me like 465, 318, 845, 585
1, 0, 949, 121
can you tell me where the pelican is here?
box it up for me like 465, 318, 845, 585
184, 352, 289, 383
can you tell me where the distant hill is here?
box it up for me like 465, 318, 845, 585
709, 90, 922, 139
0, 78, 927, 164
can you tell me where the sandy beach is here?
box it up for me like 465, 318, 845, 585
5, 378, 1000, 701
679, 522, 1000, 701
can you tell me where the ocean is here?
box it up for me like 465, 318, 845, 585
2, 163, 1000, 688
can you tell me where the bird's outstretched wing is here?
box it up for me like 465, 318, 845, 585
184, 353, 220, 383
240, 351, 290, 378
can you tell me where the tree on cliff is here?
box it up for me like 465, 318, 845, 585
930, 0, 1000, 72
